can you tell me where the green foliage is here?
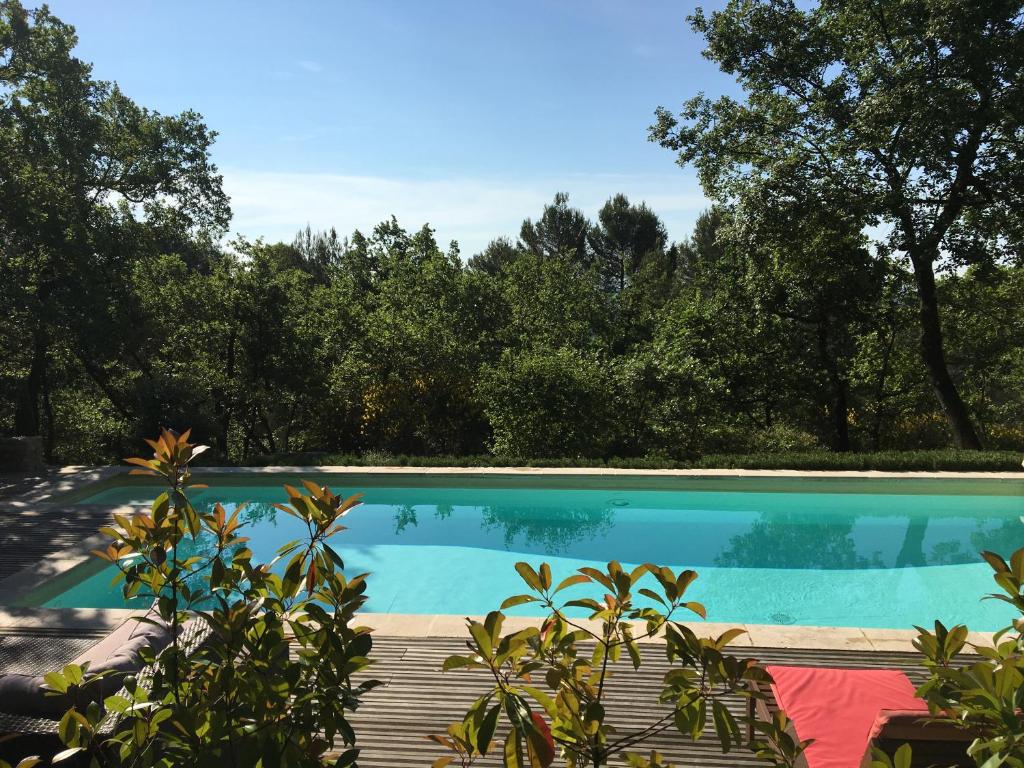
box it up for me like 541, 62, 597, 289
0, 1, 227, 457
2, 3, 1024, 466
479, 349, 614, 458
910, 544, 1024, 767
430, 560, 806, 767
240, 449, 1024, 473
688, 449, 1022, 472
45, 430, 379, 767
651, 0, 1024, 449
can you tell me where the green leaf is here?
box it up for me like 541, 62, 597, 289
442, 655, 482, 672
638, 587, 667, 606
713, 627, 747, 648
42, 671, 68, 694
469, 622, 493, 657
500, 594, 539, 609
505, 729, 524, 768
333, 749, 359, 767
711, 700, 738, 752
477, 703, 501, 756
554, 574, 590, 593
538, 563, 552, 591
893, 743, 912, 768
521, 686, 556, 718
515, 562, 542, 591
50, 748, 85, 764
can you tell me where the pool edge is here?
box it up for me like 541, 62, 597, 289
0, 606, 993, 653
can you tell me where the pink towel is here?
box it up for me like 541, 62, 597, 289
766, 665, 929, 768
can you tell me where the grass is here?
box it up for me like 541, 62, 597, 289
242, 448, 1023, 472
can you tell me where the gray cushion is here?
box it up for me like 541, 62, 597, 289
0, 672, 68, 718
0, 615, 175, 719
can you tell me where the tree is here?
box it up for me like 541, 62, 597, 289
651, 0, 1024, 448
468, 237, 522, 276
0, 1, 228, 450
491, 252, 610, 353
941, 265, 1024, 447
589, 194, 669, 294
347, 221, 488, 454
673, 207, 731, 289
738, 202, 888, 451
520, 193, 593, 268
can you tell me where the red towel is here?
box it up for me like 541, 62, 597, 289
766, 665, 929, 768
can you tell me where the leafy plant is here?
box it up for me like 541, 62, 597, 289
906, 546, 1024, 767
44, 429, 379, 767
430, 560, 805, 767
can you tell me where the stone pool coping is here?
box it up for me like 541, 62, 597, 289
0, 464, 1020, 651
0, 606, 996, 653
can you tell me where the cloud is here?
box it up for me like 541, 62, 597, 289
297, 60, 323, 73
221, 169, 710, 256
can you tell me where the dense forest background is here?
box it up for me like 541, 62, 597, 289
2, 1, 1022, 466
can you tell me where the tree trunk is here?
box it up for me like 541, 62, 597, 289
13, 331, 47, 437
816, 320, 851, 452
212, 330, 237, 457
910, 255, 982, 449
870, 297, 898, 451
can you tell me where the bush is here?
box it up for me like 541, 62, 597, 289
478, 348, 615, 458
242, 449, 1023, 473
873, 542, 1024, 767
747, 424, 822, 454
42, 430, 379, 767
430, 560, 805, 767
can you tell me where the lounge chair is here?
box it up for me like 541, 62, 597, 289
749, 665, 973, 768
0, 613, 209, 764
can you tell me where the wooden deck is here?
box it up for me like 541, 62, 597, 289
351, 636, 929, 767
0, 630, 932, 767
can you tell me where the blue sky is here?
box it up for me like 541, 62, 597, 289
46, 1, 737, 255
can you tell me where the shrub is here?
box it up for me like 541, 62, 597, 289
245, 448, 1023, 473
479, 348, 615, 458
747, 424, 822, 454
892, 548, 1024, 767
430, 560, 805, 768
43, 430, 379, 767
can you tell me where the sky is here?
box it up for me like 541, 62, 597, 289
45, 1, 739, 256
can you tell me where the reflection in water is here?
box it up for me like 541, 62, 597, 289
392, 503, 456, 534
478, 504, 614, 553
895, 517, 928, 567
385, 502, 616, 554
393, 504, 417, 534
241, 501, 279, 526
971, 517, 1024, 558
378, 498, 1023, 569
716, 510, 1024, 570
715, 513, 884, 569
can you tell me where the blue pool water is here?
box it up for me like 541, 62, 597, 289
44, 481, 1024, 631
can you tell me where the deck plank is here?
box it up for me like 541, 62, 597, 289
0, 631, 936, 766
347, 636, 930, 767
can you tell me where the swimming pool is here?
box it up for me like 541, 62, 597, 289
30, 474, 1024, 631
